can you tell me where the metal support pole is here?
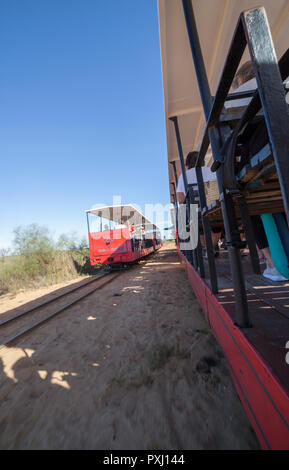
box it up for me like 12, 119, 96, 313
170, 116, 190, 264
171, 181, 179, 235
188, 185, 205, 278
170, 162, 180, 239
169, 117, 188, 191
182, 0, 250, 327
171, 181, 177, 205
195, 167, 218, 293
217, 124, 260, 275
172, 193, 179, 246
86, 212, 91, 235
170, 116, 201, 270
171, 161, 179, 188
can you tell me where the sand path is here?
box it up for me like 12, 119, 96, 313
0, 245, 259, 449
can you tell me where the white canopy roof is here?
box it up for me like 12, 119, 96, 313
158, 0, 289, 201
86, 205, 159, 230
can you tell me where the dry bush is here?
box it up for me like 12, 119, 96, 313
0, 225, 97, 295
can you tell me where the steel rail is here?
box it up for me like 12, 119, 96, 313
0, 272, 121, 348
0, 272, 107, 328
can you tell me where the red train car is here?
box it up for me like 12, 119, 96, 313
86, 204, 162, 267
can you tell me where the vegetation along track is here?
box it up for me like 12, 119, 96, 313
0, 270, 122, 348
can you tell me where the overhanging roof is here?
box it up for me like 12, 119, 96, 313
86, 205, 159, 230
158, 0, 289, 202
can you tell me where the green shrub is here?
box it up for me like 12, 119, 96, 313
14, 224, 54, 259
0, 225, 95, 295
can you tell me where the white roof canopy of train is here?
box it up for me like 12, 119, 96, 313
86, 205, 159, 230
158, 0, 289, 202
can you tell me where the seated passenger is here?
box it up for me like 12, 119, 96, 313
129, 224, 135, 251
228, 62, 288, 281
176, 151, 221, 256
225, 61, 256, 109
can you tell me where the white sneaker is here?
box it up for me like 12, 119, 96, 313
263, 266, 288, 282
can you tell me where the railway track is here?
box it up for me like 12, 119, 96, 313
0, 271, 121, 348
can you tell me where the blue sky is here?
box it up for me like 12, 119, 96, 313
0, 0, 170, 249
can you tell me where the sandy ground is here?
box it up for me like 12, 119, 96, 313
0, 245, 260, 449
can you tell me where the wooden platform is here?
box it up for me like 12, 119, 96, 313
208, 252, 289, 391
180, 250, 289, 450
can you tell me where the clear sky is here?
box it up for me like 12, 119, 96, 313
0, 0, 170, 249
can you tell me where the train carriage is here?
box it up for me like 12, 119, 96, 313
86, 204, 161, 267
158, 0, 289, 449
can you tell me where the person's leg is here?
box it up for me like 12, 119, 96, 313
250, 215, 271, 261
251, 215, 288, 280
262, 247, 274, 268
256, 245, 266, 263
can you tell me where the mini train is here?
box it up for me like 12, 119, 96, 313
86, 204, 162, 267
